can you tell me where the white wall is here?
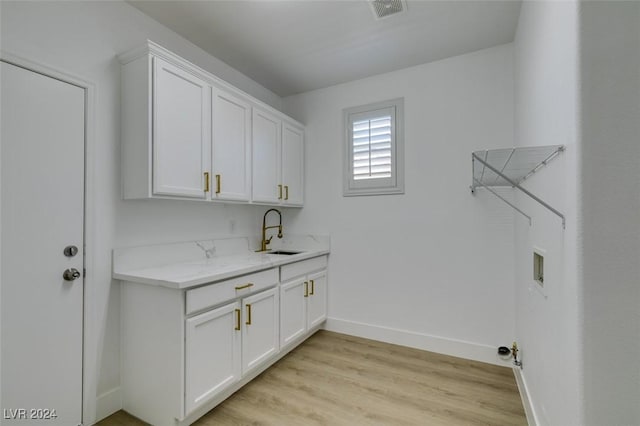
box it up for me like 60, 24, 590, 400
282, 44, 516, 364
9, 2, 636, 424
0, 1, 282, 423
515, 2, 640, 424
580, 2, 640, 424
513, 2, 583, 425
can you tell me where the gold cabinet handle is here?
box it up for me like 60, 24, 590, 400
310, 279, 315, 295
284, 185, 289, 200
235, 308, 241, 331
304, 281, 309, 297
215, 174, 221, 194
204, 172, 210, 192
278, 184, 283, 200
235, 283, 254, 291
245, 304, 252, 325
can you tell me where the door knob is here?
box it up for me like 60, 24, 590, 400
63, 268, 81, 281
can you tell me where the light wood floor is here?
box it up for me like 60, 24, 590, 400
98, 331, 526, 425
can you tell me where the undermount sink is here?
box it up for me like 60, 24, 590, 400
268, 250, 303, 255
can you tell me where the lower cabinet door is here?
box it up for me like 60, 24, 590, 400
307, 270, 328, 329
242, 287, 279, 375
280, 278, 307, 348
185, 301, 241, 414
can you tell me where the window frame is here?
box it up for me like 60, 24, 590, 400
343, 98, 404, 196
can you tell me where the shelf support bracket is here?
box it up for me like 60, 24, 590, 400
472, 178, 532, 226
471, 152, 566, 229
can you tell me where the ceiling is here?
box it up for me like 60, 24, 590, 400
128, 0, 522, 97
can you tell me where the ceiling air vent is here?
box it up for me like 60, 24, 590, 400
370, 0, 407, 20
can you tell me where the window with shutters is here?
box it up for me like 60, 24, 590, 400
343, 98, 404, 196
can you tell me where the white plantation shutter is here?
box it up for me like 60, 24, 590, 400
344, 99, 404, 196
352, 116, 392, 180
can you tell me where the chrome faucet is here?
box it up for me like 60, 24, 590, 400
259, 208, 283, 252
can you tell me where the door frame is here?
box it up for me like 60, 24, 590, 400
0, 51, 98, 426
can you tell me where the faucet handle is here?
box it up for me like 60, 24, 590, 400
266, 235, 273, 245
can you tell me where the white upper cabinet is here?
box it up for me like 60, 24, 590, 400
252, 108, 282, 204
282, 122, 305, 206
252, 109, 305, 206
153, 58, 211, 198
119, 41, 304, 206
211, 88, 251, 201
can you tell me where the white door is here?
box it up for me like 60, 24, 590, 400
242, 287, 279, 375
281, 123, 304, 206
211, 88, 251, 201
1, 61, 85, 425
252, 109, 281, 204
307, 270, 328, 329
153, 57, 210, 198
280, 278, 307, 348
185, 302, 241, 414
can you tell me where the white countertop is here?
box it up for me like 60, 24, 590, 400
112, 235, 330, 290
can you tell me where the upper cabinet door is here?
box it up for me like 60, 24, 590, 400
252, 109, 281, 204
212, 88, 251, 202
153, 58, 210, 198
282, 122, 304, 206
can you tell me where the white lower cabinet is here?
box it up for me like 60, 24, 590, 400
280, 278, 308, 347
185, 302, 241, 414
241, 287, 279, 375
280, 261, 328, 349
186, 287, 279, 415
121, 255, 327, 426
307, 270, 328, 329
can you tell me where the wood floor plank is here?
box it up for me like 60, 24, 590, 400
97, 331, 526, 426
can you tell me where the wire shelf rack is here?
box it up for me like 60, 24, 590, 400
471, 145, 565, 228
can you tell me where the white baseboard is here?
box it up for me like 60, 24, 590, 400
95, 387, 122, 423
513, 367, 538, 426
323, 317, 512, 367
